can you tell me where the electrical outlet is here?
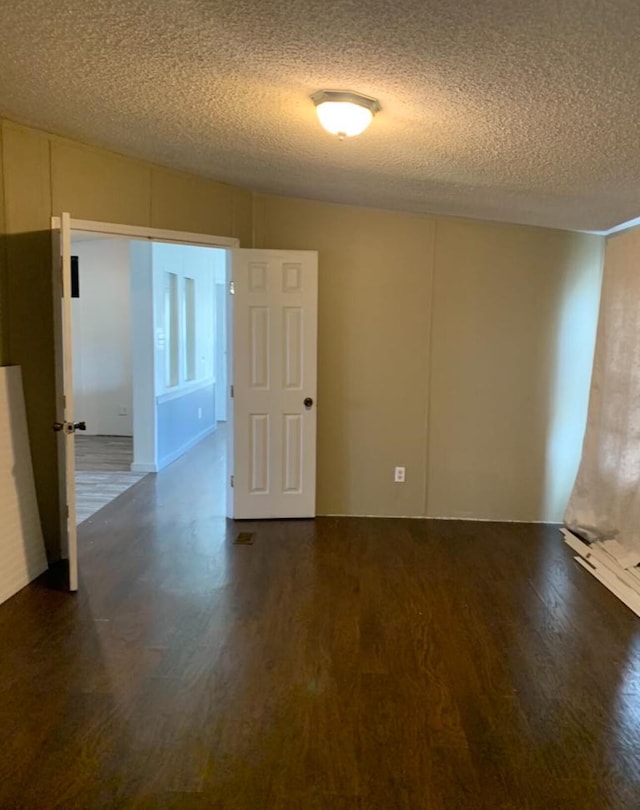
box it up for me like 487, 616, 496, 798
198, 407, 202, 419
394, 466, 406, 483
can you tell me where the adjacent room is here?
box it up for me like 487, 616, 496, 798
70, 234, 228, 523
2, 1, 640, 808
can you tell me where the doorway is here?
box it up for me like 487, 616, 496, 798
68, 230, 229, 525
53, 215, 319, 591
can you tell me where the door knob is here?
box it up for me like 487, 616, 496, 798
52, 420, 87, 433
304, 397, 313, 409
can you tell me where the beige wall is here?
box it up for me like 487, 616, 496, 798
0, 117, 605, 562
428, 219, 603, 521
254, 195, 436, 517
255, 194, 604, 521
0, 119, 251, 560
2, 123, 59, 559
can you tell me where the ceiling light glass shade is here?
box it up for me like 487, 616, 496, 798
311, 91, 381, 139
316, 100, 372, 137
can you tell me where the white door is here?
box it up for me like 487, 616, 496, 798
52, 212, 80, 591
228, 249, 318, 519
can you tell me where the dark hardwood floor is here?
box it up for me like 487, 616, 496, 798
1, 430, 640, 808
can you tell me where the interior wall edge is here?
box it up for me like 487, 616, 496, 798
422, 216, 438, 517
0, 121, 8, 364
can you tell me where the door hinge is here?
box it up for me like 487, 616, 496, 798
230, 475, 234, 488
65, 505, 69, 519
229, 280, 235, 295
230, 384, 234, 399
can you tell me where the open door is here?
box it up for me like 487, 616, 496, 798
228, 249, 318, 519
52, 212, 83, 591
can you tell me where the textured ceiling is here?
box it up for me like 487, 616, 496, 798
1, 0, 639, 231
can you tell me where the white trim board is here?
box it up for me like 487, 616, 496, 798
130, 424, 217, 474
562, 528, 640, 618
589, 215, 640, 238
52, 217, 240, 249
325, 513, 558, 523
157, 424, 216, 471
130, 462, 157, 474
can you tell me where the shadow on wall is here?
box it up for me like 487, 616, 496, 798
498, 237, 603, 524
541, 240, 603, 522
1, 231, 61, 563
427, 222, 604, 524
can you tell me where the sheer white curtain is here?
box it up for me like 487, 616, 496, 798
565, 227, 640, 553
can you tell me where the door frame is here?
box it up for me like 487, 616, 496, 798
53, 218, 240, 250
51, 216, 240, 584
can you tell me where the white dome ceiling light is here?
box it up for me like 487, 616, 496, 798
311, 90, 381, 140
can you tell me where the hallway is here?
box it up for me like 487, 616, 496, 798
1, 430, 640, 808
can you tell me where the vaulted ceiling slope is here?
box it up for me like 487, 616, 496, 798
0, 0, 639, 232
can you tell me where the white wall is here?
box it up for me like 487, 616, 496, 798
130, 241, 156, 472
130, 242, 220, 472
71, 237, 133, 436
67, 237, 224, 468
152, 242, 217, 396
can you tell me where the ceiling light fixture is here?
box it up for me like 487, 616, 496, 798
311, 90, 381, 139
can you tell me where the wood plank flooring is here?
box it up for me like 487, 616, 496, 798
2, 431, 640, 807
74, 436, 145, 524
75, 471, 147, 525
75, 435, 137, 472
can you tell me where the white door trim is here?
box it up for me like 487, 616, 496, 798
50, 217, 240, 249
52, 212, 79, 590
51, 215, 240, 589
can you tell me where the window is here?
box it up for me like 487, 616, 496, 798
184, 277, 196, 381
164, 272, 179, 387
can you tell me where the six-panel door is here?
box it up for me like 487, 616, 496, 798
230, 249, 318, 519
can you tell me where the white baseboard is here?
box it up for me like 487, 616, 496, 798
157, 424, 216, 471
130, 462, 157, 473
322, 513, 558, 524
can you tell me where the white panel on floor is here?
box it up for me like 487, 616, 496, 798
562, 528, 640, 617
0, 366, 48, 606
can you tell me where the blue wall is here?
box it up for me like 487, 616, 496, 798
156, 383, 216, 469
